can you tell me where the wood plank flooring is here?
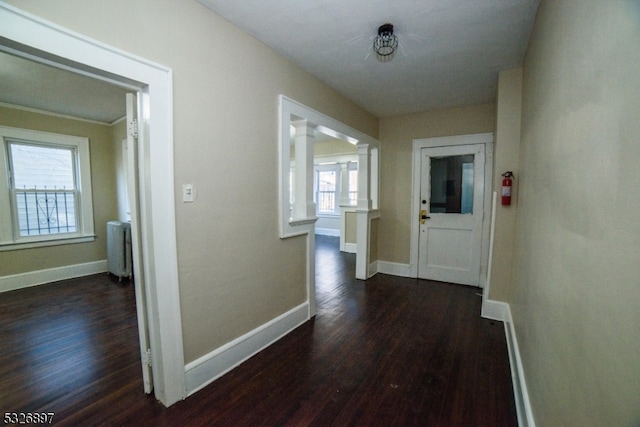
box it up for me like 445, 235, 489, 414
0, 235, 517, 426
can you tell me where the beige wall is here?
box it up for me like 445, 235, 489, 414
344, 212, 357, 244
0, 106, 118, 276
313, 139, 357, 157
5, 0, 379, 364
489, 68, 522, 301
377, 104, 495, 264
511, 1, 640, 424
111, 119, 128, 222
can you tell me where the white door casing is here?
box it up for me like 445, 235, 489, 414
0, 4, 186, 406
278, 95, 380, 293
418, 144, 485, 286
410, 133, 494, 287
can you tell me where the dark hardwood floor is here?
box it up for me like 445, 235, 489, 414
0, 235, 517, 426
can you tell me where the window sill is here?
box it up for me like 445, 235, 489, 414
0, 235, 96, 252
288, 216, 318, 227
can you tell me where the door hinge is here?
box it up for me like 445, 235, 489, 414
144, 348, 152, 367
128, 118, 139, 139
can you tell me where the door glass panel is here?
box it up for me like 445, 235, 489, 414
430, 154, 474, 214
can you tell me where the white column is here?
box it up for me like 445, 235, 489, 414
339, 162, 350, 206
355, 143, 371, 279
370, 147, 379, 210
357, 143, 372, 211
292, 120, 316, 220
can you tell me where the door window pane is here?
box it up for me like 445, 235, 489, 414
430, 154, 474, 214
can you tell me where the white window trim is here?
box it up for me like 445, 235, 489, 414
0, 125, 95, 251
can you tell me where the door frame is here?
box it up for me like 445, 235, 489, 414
410, 133, 494, 287
278, 95, 380, 293
0, 4, 186, 406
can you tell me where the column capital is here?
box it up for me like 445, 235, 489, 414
291, 119, 317, 138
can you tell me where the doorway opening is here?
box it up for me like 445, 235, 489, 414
311, 135, 359, 254
0, 51, 154, 401
0, 3, 184, 406
311, 136, 359, 296
278, 96, 380, 319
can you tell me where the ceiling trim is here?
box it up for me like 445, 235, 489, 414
0, 101, 123, 126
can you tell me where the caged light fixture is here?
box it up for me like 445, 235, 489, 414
373, 23, 398, 59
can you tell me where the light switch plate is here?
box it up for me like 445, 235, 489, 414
182, 183, 195, 202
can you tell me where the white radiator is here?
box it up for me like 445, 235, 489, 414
107, 220, 132, 280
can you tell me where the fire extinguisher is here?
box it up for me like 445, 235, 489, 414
501, 171, 514, 206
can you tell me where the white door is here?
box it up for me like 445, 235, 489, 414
418, 144, 485, 286
126, 93, 153, 393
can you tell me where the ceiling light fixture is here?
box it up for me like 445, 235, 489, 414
373, 23, 398, 59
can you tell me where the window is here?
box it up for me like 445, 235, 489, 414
9, 142, 78, 236
316, 167, 338, 215
314, 161, 358, 216
429, 154, 474, 214
0, 126, 95, 249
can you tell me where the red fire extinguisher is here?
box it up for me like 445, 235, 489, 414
501, 171, 514, 206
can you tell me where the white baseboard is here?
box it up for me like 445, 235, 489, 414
185, 302, 310, 396
0, 260, 108, 293
482, 299, 535, 427
376, 261, 412, 277
342, 242, 357, 254
315, 228, 340, 237
368, 261, 378, 278
481, 299, 511, 322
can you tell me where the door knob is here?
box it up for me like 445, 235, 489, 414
420, 210, 430, 224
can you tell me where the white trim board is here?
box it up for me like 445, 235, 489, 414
343, 242, 357, 254
0, 260, 107, 293
376, 261, 412, 278
482, 300, 536, 427
315, 228, 340, 237
0, 101, 115, 126
185, 302, 310, 396
480, 299, 511, 322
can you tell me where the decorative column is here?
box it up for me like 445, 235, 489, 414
291, 119, 316, 221
340, 162, 350, 206
357, 143, 372, 211
355, 143, 372, 279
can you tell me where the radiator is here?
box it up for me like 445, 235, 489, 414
107, 220, 132, 280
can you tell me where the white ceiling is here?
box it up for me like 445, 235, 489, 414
0, 51, 128, 124
0, 1, 539, 122
199, 0, 540, 117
